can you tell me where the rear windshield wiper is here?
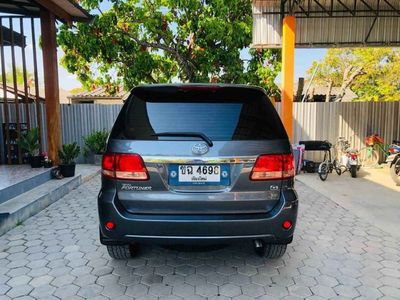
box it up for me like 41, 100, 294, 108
152, 132, 213, 147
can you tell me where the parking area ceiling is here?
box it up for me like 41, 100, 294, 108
253, 0, 400, 48
0, 0, 91, 22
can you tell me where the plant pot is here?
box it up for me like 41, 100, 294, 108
44, 160, 53, 168
94, 154, 103, 166
59, 164, 76, 177
30, 155, 43, 168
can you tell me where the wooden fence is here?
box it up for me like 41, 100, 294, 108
1, 102, 399, 163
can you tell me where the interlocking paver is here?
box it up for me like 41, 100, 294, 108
172, 282, 195, 297
242, 283, 266, 297
219, 283, 242, 297
29, 284, 56, 298
0, 177, 399, 299
6, 284, 33, 298
6, 275, 31, 287
29, 275, 53, 287
148, 283, 172, 296
77, 283, 103, 298
195, 283, 218, 297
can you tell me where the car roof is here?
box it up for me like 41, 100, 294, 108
131, 83, 267, 95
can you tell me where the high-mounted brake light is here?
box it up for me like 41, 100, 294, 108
178, 85, 221, 91
102, 153, 149, 180
250, 154, 295, 181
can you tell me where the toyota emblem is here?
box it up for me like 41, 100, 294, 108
192, 143, 209, 155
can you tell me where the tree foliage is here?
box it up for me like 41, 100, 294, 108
307, 48, 400, 102
57, 0, 281, 96
0, 66, 33, 87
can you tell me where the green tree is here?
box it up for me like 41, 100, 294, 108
0, 66, 33, 87
57, 0, 281, 96
307, 48, 400, 102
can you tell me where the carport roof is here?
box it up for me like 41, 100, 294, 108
253, 0, 400, 48
0, 0, 92, 23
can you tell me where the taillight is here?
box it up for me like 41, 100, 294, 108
350, 153, 357, 160
102, 153, 115, 178
102, 153, 149, 180
250, 154, 294, 181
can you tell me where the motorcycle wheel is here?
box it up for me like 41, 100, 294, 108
318, 162, 329, 181
390, 159, 400, 186
350, 165, 357, 178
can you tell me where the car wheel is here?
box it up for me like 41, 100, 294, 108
106, 244, 138, 259
265, 244, 287, 259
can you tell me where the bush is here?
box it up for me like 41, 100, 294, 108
18, 127, 40, 156
83, 130, 109, 156
58, 142, 80, 165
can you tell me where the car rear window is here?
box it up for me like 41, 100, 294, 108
110, 87, 287, 141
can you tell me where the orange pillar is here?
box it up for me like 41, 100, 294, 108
281, 16, 296, 141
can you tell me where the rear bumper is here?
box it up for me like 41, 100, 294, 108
98, 188, 298, 245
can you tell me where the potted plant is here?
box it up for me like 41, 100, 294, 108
18, 127, 42, 168
42, 151, 53, 168
83, 130, 109, 165
58, 142, 80, 177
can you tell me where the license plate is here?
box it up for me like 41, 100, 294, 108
169, 164, 230, 185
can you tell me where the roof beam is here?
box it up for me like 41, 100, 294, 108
337, 0, 355, 16
32, 0, 72, 24
382, 0, 400, 15
359, 0, 375, 13
313, 0, 331, 16
365, 16, 377, 42
0, 0, 36, 15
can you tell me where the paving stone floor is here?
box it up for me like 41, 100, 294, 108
0, 176, 399, 300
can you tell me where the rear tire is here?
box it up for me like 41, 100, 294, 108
254, 242, 287, 258
350, 165, 357, 178
107, 244, 138, 259
318, 162, 328, 181
265, 244, 287, 259
390, 160, 400, 186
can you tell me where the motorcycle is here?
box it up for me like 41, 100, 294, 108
341, 148, 360, 178
335, 137, 360, 178
386, 141, 400, 185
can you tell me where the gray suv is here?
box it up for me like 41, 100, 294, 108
98, 84, 298, 259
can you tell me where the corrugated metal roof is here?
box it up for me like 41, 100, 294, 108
295, 84, 357, 102
253, 0, 400, 48
68, 87, 128, 100
0, 85, 45, 102
0, 0, 91, 22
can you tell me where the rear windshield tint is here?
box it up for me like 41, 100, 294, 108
110, 87, 287, 141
